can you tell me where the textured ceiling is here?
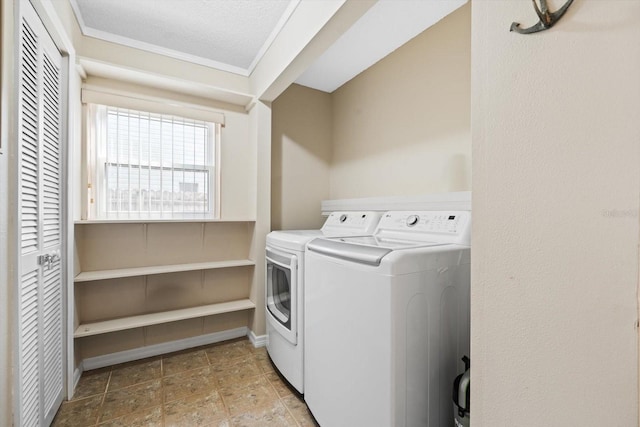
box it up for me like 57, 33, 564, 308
71, 0, 296, 74
71, 0, 468, 94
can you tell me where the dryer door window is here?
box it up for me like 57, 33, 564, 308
266, 248, 297, 345
267, 264, 291, 328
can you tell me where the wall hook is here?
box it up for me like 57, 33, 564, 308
510, 0, 574, 34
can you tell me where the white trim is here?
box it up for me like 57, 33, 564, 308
29, 0, 76, 56
81, 87, 226, 125
321, 192, 472, 215
82, 326, 249, 370
70, 366, 83, 399
0, 1, 14, 425
60, 53, 73, 402
85, 28, 249, 76
246, 0, 300, 75
77, 57, 254, 109
65, 58, 83, 403
248, 330, 268, 348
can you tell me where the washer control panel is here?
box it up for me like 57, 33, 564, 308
375, 211, 471, 245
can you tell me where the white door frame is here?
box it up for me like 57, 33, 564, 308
9, 3, 78, 424
0, 1, 16, 425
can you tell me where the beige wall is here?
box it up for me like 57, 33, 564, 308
329, 3, 471, 200
272, 84, 332, 230
272, 4, 470, 226
471, 1, 640, 425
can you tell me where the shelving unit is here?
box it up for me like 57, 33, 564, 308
74, 259, 255, 282
74, 299, 256, 338
73, 220, 257, 362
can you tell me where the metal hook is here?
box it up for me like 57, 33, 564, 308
510, 0, 574, 34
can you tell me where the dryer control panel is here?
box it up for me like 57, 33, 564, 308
375, 211, 471, 245
322, 211, 382, 234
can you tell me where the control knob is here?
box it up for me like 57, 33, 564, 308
406, 215, 419, 226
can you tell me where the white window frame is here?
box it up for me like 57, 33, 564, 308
85, 101, 222, 220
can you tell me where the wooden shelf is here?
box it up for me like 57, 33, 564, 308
74, 259, 255, 282
74, 299, 256, 338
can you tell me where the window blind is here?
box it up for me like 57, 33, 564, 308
89, 104, 217, 219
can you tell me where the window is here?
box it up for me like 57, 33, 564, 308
87, 104, 219, 219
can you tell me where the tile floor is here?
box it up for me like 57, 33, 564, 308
52, 338, 319, 427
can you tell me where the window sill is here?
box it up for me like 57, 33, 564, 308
74, 218, 255, 224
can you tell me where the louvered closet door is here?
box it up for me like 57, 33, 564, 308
17, 2, 65, 426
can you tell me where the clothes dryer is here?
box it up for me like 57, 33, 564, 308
265, 211, 382, 393
304, 211, 471, 427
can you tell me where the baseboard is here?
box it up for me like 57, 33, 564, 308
248, 330, 267, 348
71, 364, 83, 398
82, 327, 248, 370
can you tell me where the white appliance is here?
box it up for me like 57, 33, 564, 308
304, 211, 471, 427
265, 211, 382, 394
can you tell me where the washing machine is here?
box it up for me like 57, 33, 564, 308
304, 211, 471, 427
265, 211, 382, 394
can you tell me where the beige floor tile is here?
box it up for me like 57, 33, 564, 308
99, 379, 162, 423
51, 394, 103, 427
282, 395, 319, 427
249, 347, 276, 373
163, 349, 210, 377
211, 357, 263, 387
108, 359, 161, 391
255, 358, 275, 374
265, 372, 295, 398
205, 339, 253, 363
163, 365, 218, 403
218, 374, 271, 394
73, 368, 111, 400
96, 405, 163, 427
220, 382, 280, 416
164, 390, 228, 426
250, 346, 269, 360
229, 400, 298, 427
57, 341, 310, 427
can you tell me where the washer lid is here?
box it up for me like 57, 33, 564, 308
307, 236, 444, 266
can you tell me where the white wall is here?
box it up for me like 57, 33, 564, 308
471, 2, 640, 425
330, 4, 470, 199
